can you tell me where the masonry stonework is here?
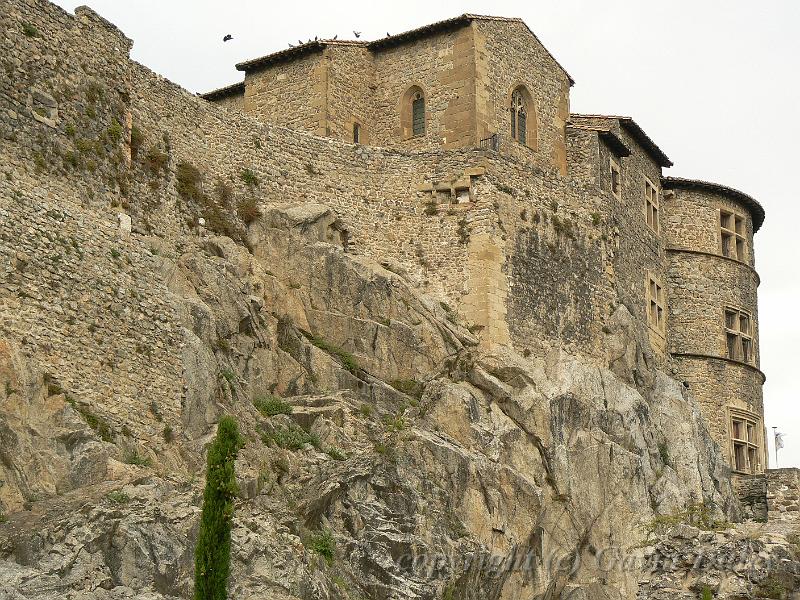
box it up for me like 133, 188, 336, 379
1, 0, 770, 519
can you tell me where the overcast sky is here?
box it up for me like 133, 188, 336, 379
52, 0, 800, 467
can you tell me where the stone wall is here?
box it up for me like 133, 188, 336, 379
664, 185, 765, 474
370, 24, 476, 150
243, 50, 327, 135
325, 44, 374, 143
473, 18, 571, 174
733, 473, 768, 522
0, 0, 770, 502
0, 0, 186, 469
767, 468, 800, 521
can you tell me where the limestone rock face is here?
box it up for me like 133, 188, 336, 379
0, 204, 785, 599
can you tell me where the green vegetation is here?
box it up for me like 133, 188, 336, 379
389, 378, 424, 400
253, 395, 292, 417
240, 168, 259, 187
309, 335, 360, 375
194, 416, 244, 600
754, 576, 786, 599
65, 396, 114, 442
325, 446, 346, 461
382, 413, 407, 433
219, 368, 235, 384
305, 529, 335, 566
591, 212, 601, 226
123, 449, 152, 467
105, 119, 123, 144
176, 161, 204, 201
144, 148, 169, 175
641, 501, 728, 539
423, 200, 438, 216
130, 125, 144, 158
22, 22, 39, 37
700, 586, 713, 600
262, 423, 320, 451
107, 490, 130, 504
442, 581, 456, 600
658, 442, 670, 466
237, 197, 261, 224
163, 425, 174, 442
358, 403, 374, 418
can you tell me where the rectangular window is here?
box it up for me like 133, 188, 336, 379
724, 307, 754, 363
646, 275, 665, 334
720, 209, 747, 261
353, 123, 361, 144
730, 412, 762, 474
610, 159, 621, 198
645, 178, 660, 234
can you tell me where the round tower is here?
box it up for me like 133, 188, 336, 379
662, 177, 766, 475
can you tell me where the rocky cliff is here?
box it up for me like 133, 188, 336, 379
1, 2, 798, 598
3, 199, 788, 599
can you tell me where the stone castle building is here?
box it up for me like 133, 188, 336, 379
203, 14, 768, 481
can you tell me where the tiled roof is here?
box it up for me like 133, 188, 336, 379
567, 123, 631, 157
662, 177, 765, 232
234, 14, 574, 84
200, 81, 244, 100
570, 114, 673, 168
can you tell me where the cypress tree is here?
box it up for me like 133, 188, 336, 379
194, 416, 244, 600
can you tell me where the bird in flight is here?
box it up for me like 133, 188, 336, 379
353, 31, 361, 38
223, 34, 233, 42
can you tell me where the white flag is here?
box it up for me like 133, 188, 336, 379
776, 432, 786, 450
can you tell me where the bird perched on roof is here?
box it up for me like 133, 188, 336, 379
332, 34, 338, 40
298, 40, 303, 45
353, 31, 361, 38
288, 43, 295, 48
314, 36, 318, 41
386, 32, 391, 37
223, 34, 233, 42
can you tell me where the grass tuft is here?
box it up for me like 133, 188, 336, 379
253, 395, 292, 417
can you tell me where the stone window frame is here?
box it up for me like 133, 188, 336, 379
646, 273, 666, 336
644, 177, 660, 234
400, 85, 427, 140
610, 157, 622, 199
729, 407, 763, 475
720, 208, 747, 262
507, 84, 537, 149
724, 306, 754, 364
353, 122, 362, 144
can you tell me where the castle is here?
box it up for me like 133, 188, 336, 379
203, 15, 768, 483
5, 2, 800, 595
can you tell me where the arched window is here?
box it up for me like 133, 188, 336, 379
511, 88, 527, 145
400, 86, 426, 140
412, 91, 425, 137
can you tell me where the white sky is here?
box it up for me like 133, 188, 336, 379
51, 0, 800, 467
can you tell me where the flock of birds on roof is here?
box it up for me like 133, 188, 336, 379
221, 29, 395, 47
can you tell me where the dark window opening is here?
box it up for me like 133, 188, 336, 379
412, 93, 425, 137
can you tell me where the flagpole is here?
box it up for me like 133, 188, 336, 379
773, 427, 778, 468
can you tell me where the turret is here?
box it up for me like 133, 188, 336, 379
662, 177, 766, 475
